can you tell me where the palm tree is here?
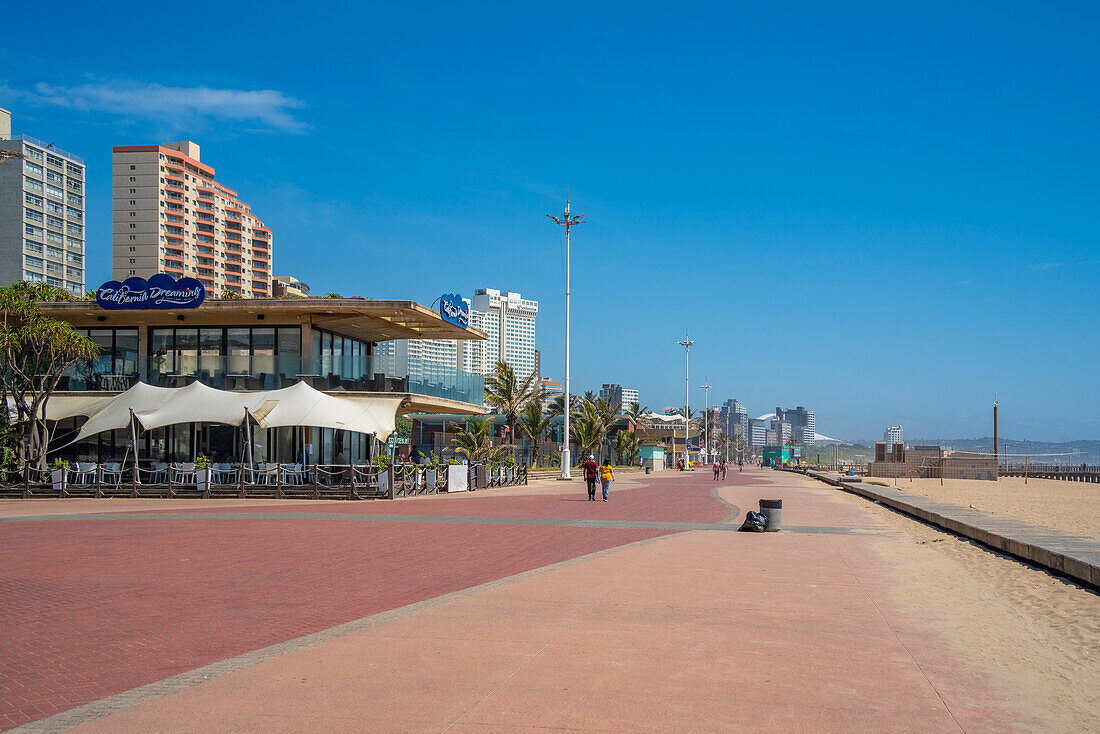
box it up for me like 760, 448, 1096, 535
517, 403, 554, 467
625, 402, 648, 427
571, 414, 604, 462
484, 360, 545, 455
449, 416, 497, 463
613, 430, 640, 465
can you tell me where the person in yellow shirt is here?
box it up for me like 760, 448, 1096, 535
599, 459, 614, 502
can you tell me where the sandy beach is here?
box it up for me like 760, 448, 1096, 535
858, 475, 1099, 539
821, 482, 1100, 732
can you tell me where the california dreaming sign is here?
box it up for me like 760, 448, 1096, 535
96, 274, 206, 310
438, 293, 469, 328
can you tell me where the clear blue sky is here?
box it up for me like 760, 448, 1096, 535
3, 1, 1097, 441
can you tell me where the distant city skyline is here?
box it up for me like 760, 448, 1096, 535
1, 3, 1096, 441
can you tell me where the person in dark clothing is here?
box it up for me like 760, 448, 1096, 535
581, 454, 599, 500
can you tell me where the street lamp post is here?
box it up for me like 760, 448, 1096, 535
548, 195, 584, 480
700, 380, 711, 463
677, 331, 694, 469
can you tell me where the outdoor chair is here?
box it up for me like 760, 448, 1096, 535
211, 463, 239, 484
72, 462, 98, 485
250, 463, 278, 485
100, 462, 126, 484
171, 462, 196, 484
281, 463, 308, 485
146, 462, 169, 483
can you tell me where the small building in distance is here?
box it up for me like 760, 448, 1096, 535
869, 443, 997, 480
272, 275, 310, 297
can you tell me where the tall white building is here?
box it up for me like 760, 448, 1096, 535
0, 108, 86, 293
599, 384, 639, 411
884, 425, 904, 445
374, 336, 460, 367
467, 288, 538, 377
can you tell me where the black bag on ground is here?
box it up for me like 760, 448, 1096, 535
738, 510, 768, 532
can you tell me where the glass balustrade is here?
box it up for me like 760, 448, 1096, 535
136, 354, 484, 404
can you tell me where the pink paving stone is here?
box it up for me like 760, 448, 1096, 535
1, 471, 1036, 732
0, 504, 695, 730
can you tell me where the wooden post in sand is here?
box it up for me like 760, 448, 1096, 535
1025, 456, 1028, 485
909, 457, 912, 482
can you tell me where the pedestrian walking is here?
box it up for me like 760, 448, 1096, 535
582, 454, 599, 501
738, 458, 744, 472
712, 459, 721, 481
599, 459, 615, 501
721, 460, 727, 480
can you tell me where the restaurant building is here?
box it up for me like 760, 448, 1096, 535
41, 283, 486, 467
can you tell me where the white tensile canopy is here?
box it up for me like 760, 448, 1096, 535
63, 380, 403, 443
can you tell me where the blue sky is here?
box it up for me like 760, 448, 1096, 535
3, 1, 1097, 441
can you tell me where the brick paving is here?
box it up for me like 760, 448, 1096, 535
0, 473, 727, 731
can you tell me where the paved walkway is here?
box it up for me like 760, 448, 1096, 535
0, 470, 1028, 732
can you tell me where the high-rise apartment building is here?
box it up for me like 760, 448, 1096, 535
777, 405, 816, 446
599, 384, 639, 411
112, 141, 272, 297
884, 425, 903, 445
748, 418, 769, 447
0, 108, 86, 292
466, 289, 538, 377
770, 416, 793, 445
719, 398, 749, 438
375, 336, 461, 368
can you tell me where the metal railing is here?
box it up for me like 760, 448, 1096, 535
0, 462, 528, 500
10, 135, 85, 165
1000, 464, 1100, 482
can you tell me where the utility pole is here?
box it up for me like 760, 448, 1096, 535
677, 331, 694, 470
548, 194, 584, 480
700, 380, 711, 463
993, 398, 999, 468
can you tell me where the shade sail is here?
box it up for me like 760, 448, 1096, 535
60, 381, 404, 444
5, 394, 117, 423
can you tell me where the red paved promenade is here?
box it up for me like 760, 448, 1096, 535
0, 470, 1030, 732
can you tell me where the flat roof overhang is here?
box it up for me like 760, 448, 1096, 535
37, 298, 487, 343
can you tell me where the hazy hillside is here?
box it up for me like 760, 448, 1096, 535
856, 438, 1099, 465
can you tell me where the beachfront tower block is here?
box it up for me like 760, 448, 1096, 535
112, 141, 272, 297
0, 108, 87, 293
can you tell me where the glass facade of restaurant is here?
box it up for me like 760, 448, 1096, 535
60, 324, 484, 404
149, 325, 302, 389
64, 328, 140, 390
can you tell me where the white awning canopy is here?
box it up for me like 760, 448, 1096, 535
56, 381, 403, 443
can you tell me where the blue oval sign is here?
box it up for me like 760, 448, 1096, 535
439, 293, 469, 328
96, 274, 206, 310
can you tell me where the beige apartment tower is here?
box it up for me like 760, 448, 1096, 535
112, 141, 272, 296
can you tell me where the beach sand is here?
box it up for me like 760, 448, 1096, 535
861, 475, 1099, 539
824, 486, 1100, 732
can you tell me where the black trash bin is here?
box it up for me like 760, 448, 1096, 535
645, 466, 652, 475
759, 499, 782, 531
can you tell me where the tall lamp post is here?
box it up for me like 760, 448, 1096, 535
548, 195, 584, 480
677, 331, 694, 469
700, 380, 711, 463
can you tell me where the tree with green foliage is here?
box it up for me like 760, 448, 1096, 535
613, 430, 641, 465
517, 402, 554, 467
449, 415, 498, 463
625, 401, 649, 432
0, 282, 98, 475
483, 360, 545, 456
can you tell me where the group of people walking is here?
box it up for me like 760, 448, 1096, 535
711, 458, 744, 480
581, 454, 614, 501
